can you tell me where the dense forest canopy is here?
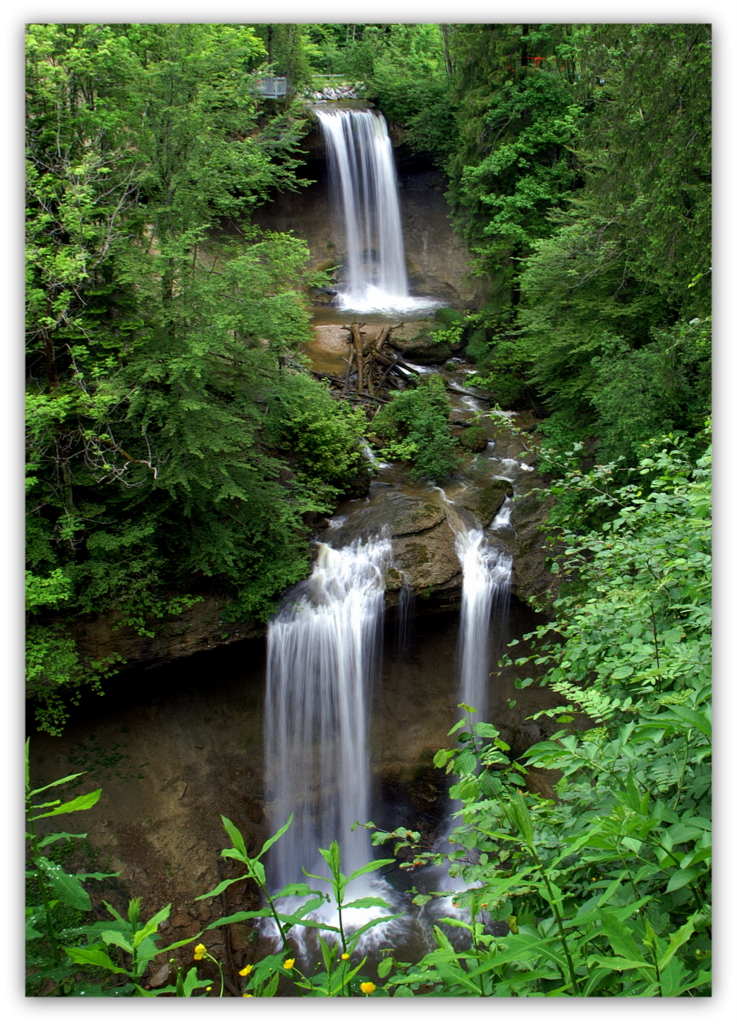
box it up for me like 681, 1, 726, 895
25, 22, 711, 999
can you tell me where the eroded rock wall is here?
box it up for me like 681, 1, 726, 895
250, 155, 483, 308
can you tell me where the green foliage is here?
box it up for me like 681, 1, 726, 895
513, 25, 711, 441
25, 623, 123, 736
433, 306, 465, 331
464, 327, 536, 408
25, 22, 377, 728
519, 430, 711, 715
444, 24, 585, 294
265, 372, 367, 495
25, 740, 114, 995
590, 317, 712, 463
193, 816, 397, 997
368, 25, 456, 164
370, 375, 459, 481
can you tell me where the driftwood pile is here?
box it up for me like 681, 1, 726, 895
310, 321, 420, 418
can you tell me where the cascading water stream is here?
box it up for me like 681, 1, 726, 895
263, 534, 417, 957
411, 493, 513, 943
261, 370, 528, 955
265, 535, 391, 890
315, 106, 438, 315
432, 488, 514, 725
454, 528, 513, 725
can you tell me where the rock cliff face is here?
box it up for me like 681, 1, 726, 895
70, 596, 261, 671
250, 153, 483, 309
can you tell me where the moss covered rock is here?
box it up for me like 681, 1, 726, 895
459, 425, 489, 452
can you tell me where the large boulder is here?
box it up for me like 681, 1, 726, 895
459, 425, 489, 452
388, 321, 458, 364
455, 480, 513, 526
391, 520, 462, 592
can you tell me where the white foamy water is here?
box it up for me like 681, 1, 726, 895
453, 527, 513, 722
316, 107, 440, 315
265, 536, 391, 891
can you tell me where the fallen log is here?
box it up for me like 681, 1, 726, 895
373, 350, 416, 380
341, 322, 367, 392
309, 368, 388, 403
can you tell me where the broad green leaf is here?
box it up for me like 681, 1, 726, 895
454, 749, 477, 774
38, 857, 91, 911
342, 896, 393, 910
591, 955, 654, 973
30, 789, 102, 820
257, 812, 294, 859
377, 957, 393, 979
29, 772, 87, 796
666, 866, 705, 893
346, 914, 403, 943
506, 789, 535, 847
657, 918, 696, 972
101, 929, 134, 954
220, 816, 249, 859
64, 946, 126, 973
133, 904, 171, 947
345, 858, 395, 883
599, 909, 644, 963
38, 831, 87, 847
669, 706, 711, 738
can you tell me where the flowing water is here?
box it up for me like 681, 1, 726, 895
453, 528, 512, 725
314, 107, 439, 316
265, 536, 391, 890
262, 367, 528, 953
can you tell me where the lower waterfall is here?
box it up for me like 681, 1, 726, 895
265, 535, 391, 891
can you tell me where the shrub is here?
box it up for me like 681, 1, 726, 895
370, 375, 459, 480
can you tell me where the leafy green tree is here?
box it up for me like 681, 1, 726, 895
25, 23, 367, 731
370, 375, 459, 481
515, 24, 711, 448
445, 25, 584, 295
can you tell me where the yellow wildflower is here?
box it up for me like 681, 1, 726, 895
243, 993, 254, 997
341, 953, 350, 960
239, 964, 254, 977
193, 943, 206, 960
283, 958, 295, 970
360, 982, 377, 995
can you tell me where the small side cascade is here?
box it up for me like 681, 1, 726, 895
453, 527, 513, 724
396, 581, 415, 661
265, 535, 391, 891
414, 488, 513, 944
434, 488, 514, 725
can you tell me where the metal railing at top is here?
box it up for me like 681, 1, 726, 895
255, 76, 287, 98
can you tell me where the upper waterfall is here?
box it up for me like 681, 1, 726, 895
315, 107, 439, 315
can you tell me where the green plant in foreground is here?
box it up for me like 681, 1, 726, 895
193, 815, 398, 996
25, 738, 113, 995
383, 700, 711, 997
